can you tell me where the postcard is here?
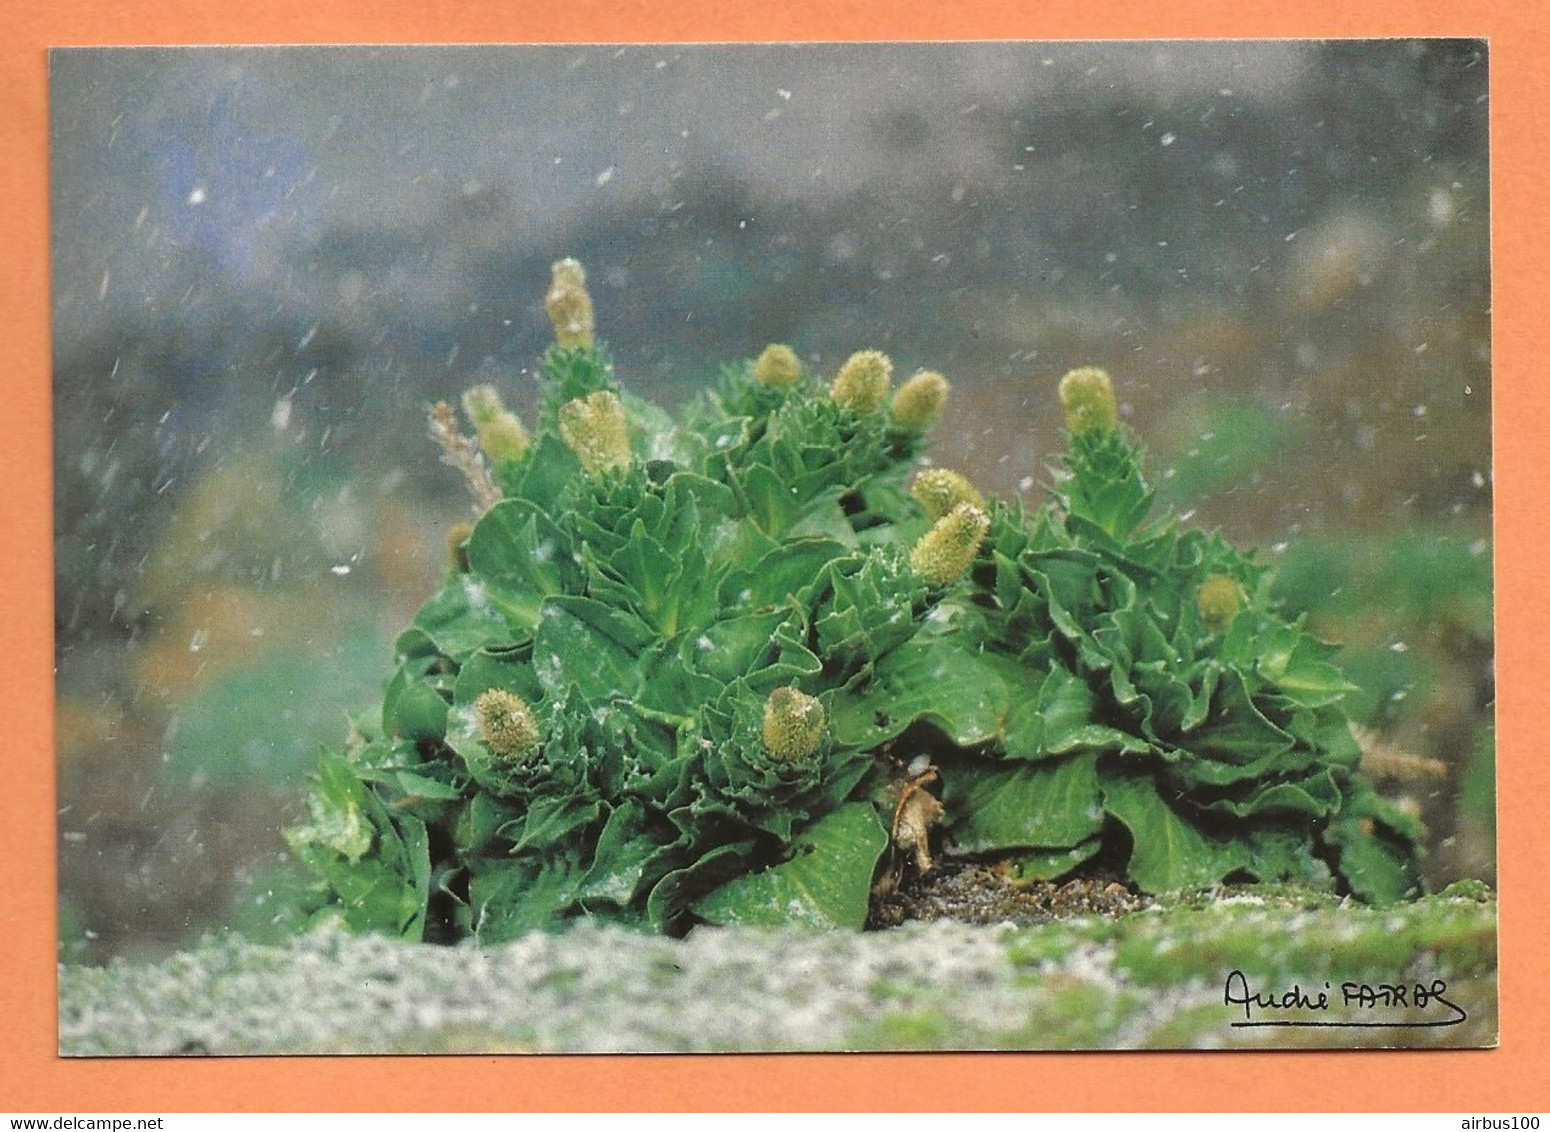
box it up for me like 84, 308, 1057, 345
51, 40, 1496, 1054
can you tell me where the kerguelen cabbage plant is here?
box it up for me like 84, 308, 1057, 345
286, 259, 1423, 943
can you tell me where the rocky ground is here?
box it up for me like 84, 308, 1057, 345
59, 883, 1496, 1055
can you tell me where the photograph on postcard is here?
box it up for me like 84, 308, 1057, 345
51, 41, 1495, 1054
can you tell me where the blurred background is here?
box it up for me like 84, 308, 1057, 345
51, 41, 1492, 963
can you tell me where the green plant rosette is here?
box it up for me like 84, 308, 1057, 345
287, 283, 1423, 943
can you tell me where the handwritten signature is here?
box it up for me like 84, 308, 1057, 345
1223, 969, 1468, 1029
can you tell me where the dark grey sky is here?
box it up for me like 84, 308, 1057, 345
50, 42, 1318, 340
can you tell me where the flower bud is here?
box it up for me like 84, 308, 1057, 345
446, 521, 474, 573
1195, 574, 1244, 632
475, 688, 541, 761
909, 468, 984, 521
909, 502, 990, 586
752, 343, 804, 388
551, 257, 586, 290
830, 349, 893, 413
558, 391, 632, 476
1058, 366, 1118, 435
762, 686, 826, 763
890, 370, 950, 430
545, 258, 595, 347
461, 384, 531, 463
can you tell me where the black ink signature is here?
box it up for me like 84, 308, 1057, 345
1223, 969, 1468, 1029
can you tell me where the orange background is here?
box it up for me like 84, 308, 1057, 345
2, 0, 1545, 1114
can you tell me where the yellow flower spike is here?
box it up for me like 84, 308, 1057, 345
909, 502, 990, 586
461, 384, 531, 464
909, 468, 985, 521
752, 343, 804, 388
762, 686, 826, 763
830, 349, 893, 413
446, 521, 475, 573
558, 390, 632, 476
890, 370, 950, 431
1196, 574, 1244, 632
545, 258, 595, 347
475, 688, 541, 762
1058, 366, 1119, 435
551, 257, 587, 290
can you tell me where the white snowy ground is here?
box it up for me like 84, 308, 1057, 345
59, 891, 1497, 1055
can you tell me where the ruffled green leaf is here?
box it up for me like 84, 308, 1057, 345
468, 853, 589, 943
1001, 664, 1152, 759
411, 575, 519, 661
284, 750, 431, 938
1187, 666, 1296, 765
1326, 782, 1424, 904
576, 802, 675, 911
1102, 774, 1251, 894
692, 802, 888, 929
1191, 768, 1343, 820
719, 537, 848, 610
828, 635, 1012, 749
645, 840, 757, 934
941, 751, 1105, 854
467, 499, 583, 632
532, 596, 656, 704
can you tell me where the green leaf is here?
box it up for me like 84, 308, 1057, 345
720, 537, 849, 609
1007, 837, 1104, 881
1000, 664, 1092, 756
692, 803, 888, 929
1240, 828, 1334, 887
1102, 774, 1250, 894
381, 659, 451, 745
1327, 818, 1423, 905
662, 470, 739, 522
451, 644, 544, 708
1188, 667, 1296, 765
1326, 784, 1424, 904
1191, 768, 1343, 820
738, 462, 799, 535
392, 770, 465, 802
509, 793, 604, 855
1001, 664, 1152, 759
413, 575, 519, 660
1269, 641, 1359, 709
788, 497, 860, 545
499, 431, 582, 510
1160, 742, 1321, 789
577, 802, 673, 910
468, 499, 583, 631
532, 596, 656, 704
288, 750, 375, 863
691, 608, 791, 683
397, 813, 433, 939
457, 792, 521, 855
645, 839, 757, 933
469, 854, 587, 942
941, 752, 1105, 854
829, 636, 1010, 748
